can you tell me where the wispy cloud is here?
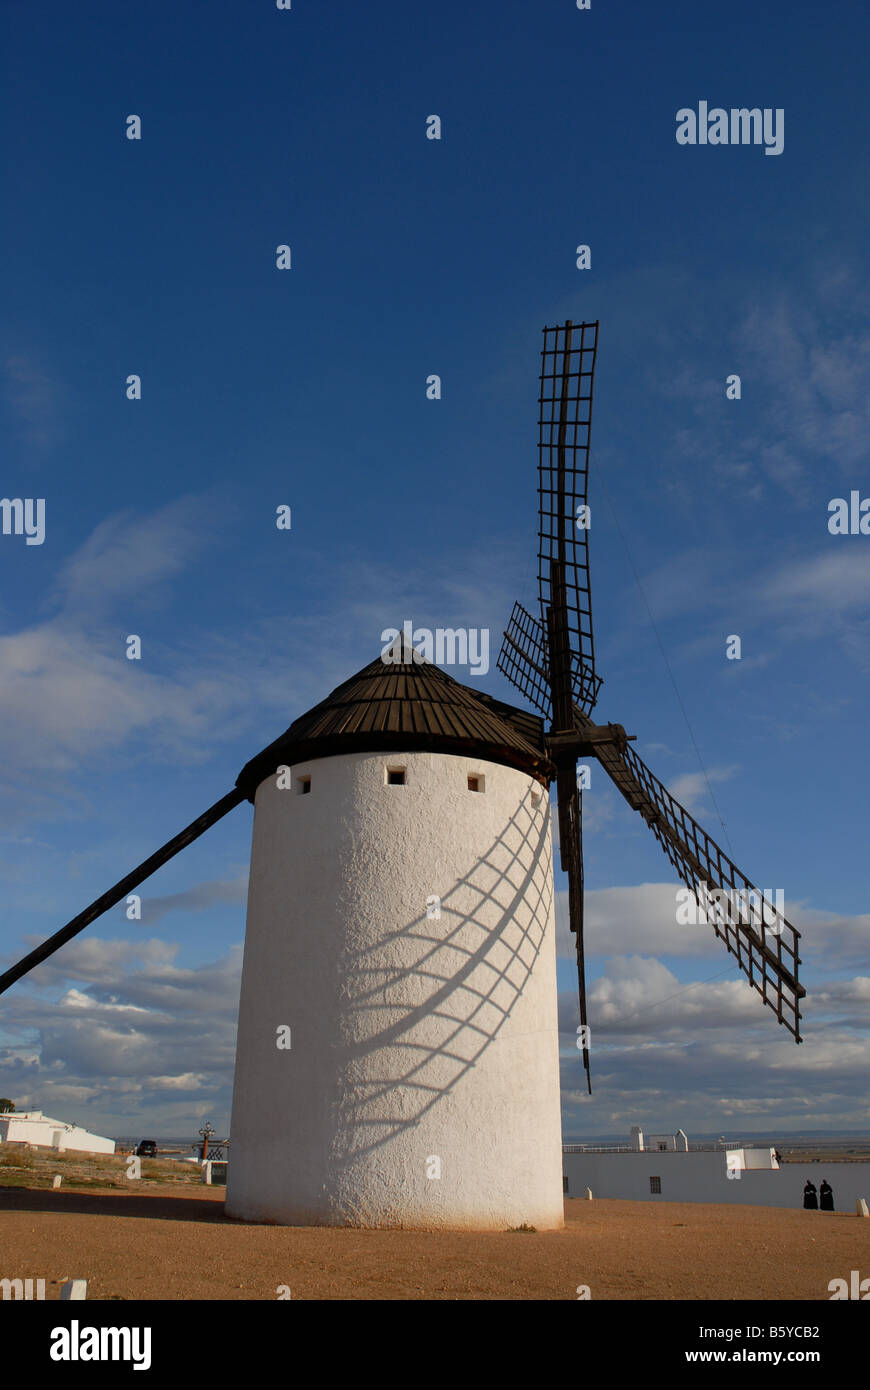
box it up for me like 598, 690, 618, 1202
558, 956, 870, 1135
52, 500, 208, 616
2, 351, 69, 453
114, 875, 248, 925
667, 765, 739, 814
556, 882, 870, 972
0, 499, 301, 804
761, 550, 870, 611
739, 295, 870, 477
0, 501, 530, 830
652, 270, 870, 505
0, 936, 242, 1131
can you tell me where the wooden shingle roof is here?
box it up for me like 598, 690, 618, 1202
236, 655, 551, 799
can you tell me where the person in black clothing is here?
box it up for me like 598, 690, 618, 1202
803, 1180, 818, 1209
819, 1179, 834, 1211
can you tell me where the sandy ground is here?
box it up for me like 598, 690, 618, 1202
2, 1187, 867, 1300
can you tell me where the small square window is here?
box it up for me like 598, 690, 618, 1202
386, 768, 405, 785
650, 1176, 661, 1194
296, 776, 311, 795
467, 773, 485, 792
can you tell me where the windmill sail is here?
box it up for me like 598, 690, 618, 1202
498, 321, 603, 714
499, 601, 601, 721
497, 319, 805, 1093
499, 602, 551, 717
537, 320, 601, 714
572, 706, 804, 1041
497, 321, 606, 1090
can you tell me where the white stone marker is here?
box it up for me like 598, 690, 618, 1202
52, 1174, 62, 1188
60, 1280, 87, 1300
857, 1197, 869, 1217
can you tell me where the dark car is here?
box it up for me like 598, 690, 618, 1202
135, 1140, 157, 1157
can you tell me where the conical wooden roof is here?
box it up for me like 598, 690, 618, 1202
236, 655, 550, 799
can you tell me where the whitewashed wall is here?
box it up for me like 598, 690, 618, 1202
564, 1150, 870, 1210
0, 1112, 115, 1155
227, 749, 564, 1229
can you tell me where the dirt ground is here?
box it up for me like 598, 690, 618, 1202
2, 1186, 867, 1300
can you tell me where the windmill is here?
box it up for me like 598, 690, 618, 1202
497, 319, 804, 1093
0, 319, 804, 1228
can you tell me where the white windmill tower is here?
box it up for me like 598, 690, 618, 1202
0, 320, 805, 1229
225, 651, 565, 1229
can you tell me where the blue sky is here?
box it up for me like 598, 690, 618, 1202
1, 0, 868, 1141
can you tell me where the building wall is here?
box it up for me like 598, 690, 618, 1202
227, 749, 564, 1229
564, 1151, 870, 1210
0, 1112, 115, 1155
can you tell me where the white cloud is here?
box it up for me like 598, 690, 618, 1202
558, 956, 762, 1039
0, 501, 256, 784
786, 905, 870, 971
0, 936, 242, 1132
52, 500, 207, 615
146, 1073, 209, 1091
762, 550, 870, 611
118, 876, 249, 925
667, 765, 738, 815
3, 351, 69, 452
555, 878, 870, 977
739, 296, 870, 474
555, 882, 723, 960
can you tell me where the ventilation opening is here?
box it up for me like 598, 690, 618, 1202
386, 767, 406, 786
296, 776, 311, 795
562, 1175, 569, 1194
467, 774, 485, 792
650, 1176, 661, 1194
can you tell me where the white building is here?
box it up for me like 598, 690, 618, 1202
0, 1110, 115, 1156
226, 655, 564, 1230
563, 1126, 870, 1211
